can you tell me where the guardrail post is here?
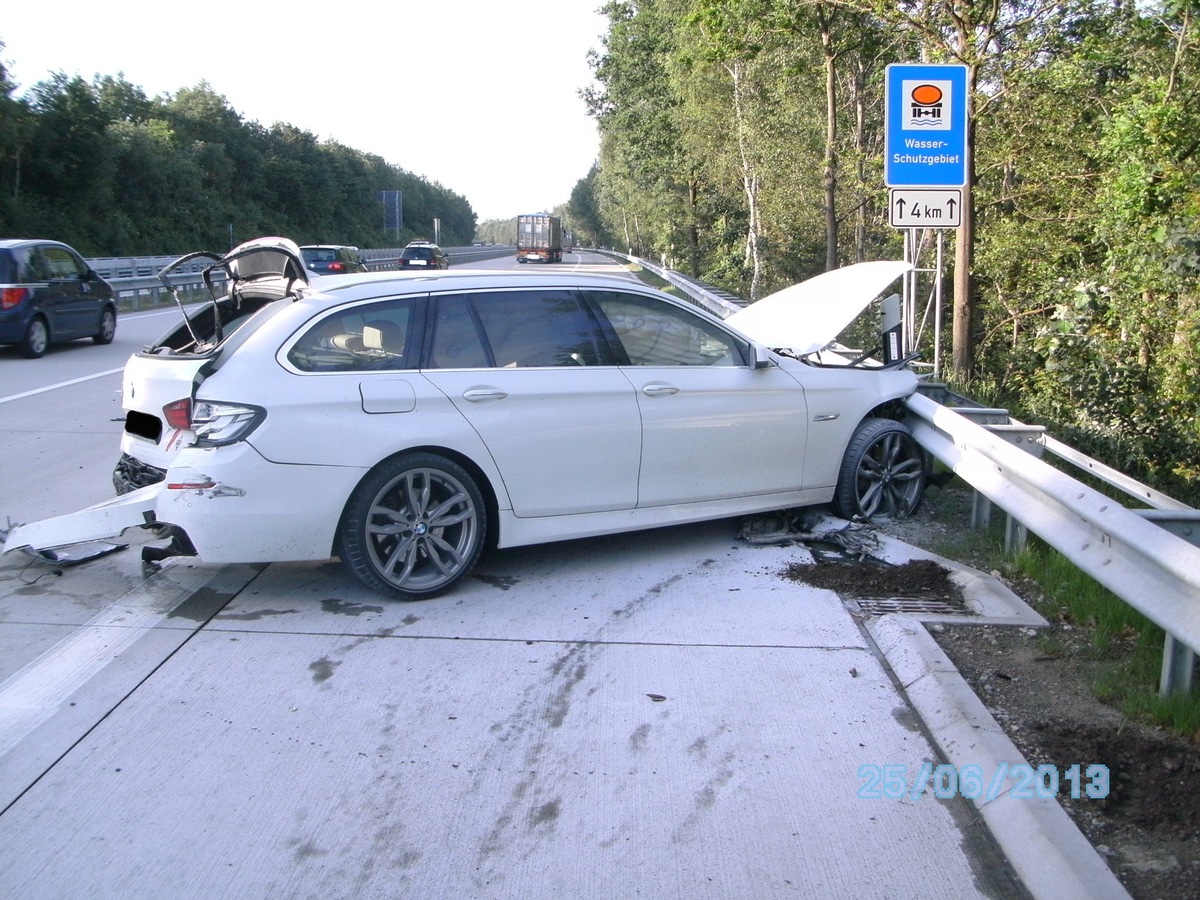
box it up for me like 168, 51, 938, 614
1004, 516, 1028, 553
970, 492, 991, 529
1161, 635, 1196, 697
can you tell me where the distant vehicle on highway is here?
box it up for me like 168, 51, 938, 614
9, 237, 926, 602
299, 245, 367, 275
398, 241, 449, 270
0, 239, 117, 359
517, 213, 563, 263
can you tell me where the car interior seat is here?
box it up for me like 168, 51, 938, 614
364, 320, 405, 357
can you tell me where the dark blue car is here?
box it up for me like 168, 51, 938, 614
0, 239, 117, 358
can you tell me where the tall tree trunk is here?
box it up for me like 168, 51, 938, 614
853, 57, 867, 263
952, 189, 974, 376
688, 177, 700, 277
818, 5, 839, 270
728, 60, 764, 299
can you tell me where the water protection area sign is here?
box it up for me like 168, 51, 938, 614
885, 64, 968, 188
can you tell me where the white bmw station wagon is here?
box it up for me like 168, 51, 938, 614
7, 238, 925, 600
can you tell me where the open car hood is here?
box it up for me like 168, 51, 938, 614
725, 261, 912, 355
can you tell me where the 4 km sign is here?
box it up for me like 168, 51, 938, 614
885, 63, 968, 189
889, 188, 962, 228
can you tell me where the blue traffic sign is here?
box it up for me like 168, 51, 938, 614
885, 64, 968, 187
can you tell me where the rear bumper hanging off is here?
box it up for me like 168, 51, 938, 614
3, 484, 165, 555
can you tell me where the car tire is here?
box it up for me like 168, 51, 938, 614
19, 317, 49, 359
339, 452, 487, 600
93, 307, 116, 345
832, 418, 925, 520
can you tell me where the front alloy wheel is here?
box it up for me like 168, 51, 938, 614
832, 418, 925, 519
339, 453, 486, 600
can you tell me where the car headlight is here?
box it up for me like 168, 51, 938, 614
191, 401, 265, 446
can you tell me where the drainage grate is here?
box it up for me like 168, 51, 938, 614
853, 596, 974, 617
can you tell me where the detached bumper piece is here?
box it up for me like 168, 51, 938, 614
3, 483, 163, 558
0, 527, 127, 566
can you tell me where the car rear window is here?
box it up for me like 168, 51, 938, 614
402, 248, 433, 260
0, 251, 15, 283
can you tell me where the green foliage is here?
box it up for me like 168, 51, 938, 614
0, 74, 477, 252
585, 0, 1200, 506
565, 163, 611, 248
1013, 540, 1200, 736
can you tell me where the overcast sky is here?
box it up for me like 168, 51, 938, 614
1, 1, 608, 222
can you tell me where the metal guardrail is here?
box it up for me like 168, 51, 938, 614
89, 246, 516, 311
359, 246, 514, 270
600, 251, 746, 317
906, 386, 1200, 696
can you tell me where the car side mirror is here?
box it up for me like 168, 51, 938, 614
753, 345, 773, 369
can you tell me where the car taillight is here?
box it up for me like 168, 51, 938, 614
1, 287, 29, 309
328, 261, 345, 272
163, 399, 192, 430
191, 401, 265, 446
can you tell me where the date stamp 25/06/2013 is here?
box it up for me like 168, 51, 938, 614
858, 762, 1111, 802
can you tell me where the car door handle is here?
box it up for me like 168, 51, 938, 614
641, 383, 680, 397
463, 389, 508, 402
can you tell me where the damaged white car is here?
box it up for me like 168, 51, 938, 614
5, 238, 926, 600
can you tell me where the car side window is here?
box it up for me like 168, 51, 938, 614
288, 299, 417, 372
427, 290, 610, 369
40, 246, 86, 281
427, 295, 490, 368
22, 249, 49, 282
473, 290, 608, 368
588, 291, 749, 367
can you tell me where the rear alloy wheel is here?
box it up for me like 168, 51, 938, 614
832, 418, 925, 519
93, 308, 116, 344
19, 317, 49, 358
339, 453, 486, 600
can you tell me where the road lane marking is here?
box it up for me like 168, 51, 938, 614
0, 368, 124, 405
0, 564, 219, 759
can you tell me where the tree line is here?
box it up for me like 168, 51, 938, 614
568, 0, 1200, 505
0, 60, 477, 253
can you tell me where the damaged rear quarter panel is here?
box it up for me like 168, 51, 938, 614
158, 443, 366, 563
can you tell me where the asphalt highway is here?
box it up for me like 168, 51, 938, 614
0, 252, 1126, 898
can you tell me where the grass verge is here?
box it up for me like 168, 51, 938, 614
1007, 539, 1200, 738
902, 480, 1200, 738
